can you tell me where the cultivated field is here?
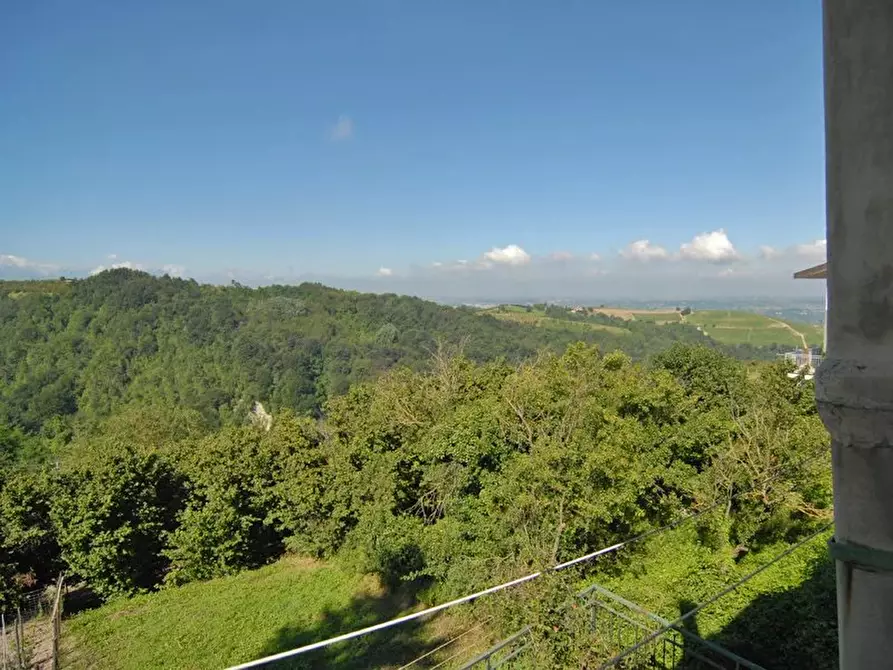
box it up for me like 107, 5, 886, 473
591, 307, 682, 324
683, 310, 823, 348
591, 307, 823, 348
484, 306, 630, 335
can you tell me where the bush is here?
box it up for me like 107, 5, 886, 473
0, 471, 61, 588
341, 513, 426, 590
163, 484, 280, 586
51, 448, 185, 598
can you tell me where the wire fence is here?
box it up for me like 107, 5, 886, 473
458, 583, 764, 670
462, 524, 830, 670
1, 574, 64, 670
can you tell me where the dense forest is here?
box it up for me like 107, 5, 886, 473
0, 271, 834, 667
0, 270, 774, 438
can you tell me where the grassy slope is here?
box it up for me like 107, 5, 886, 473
484, 308, 630, 335
592, 307, 682, 324
684, 310, 823, 348
62, 557, 471, 670
592, 305, 822, 348
59, 528, 833, 670
507, 303, 823, 349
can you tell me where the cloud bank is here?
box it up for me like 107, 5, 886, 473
1, 229, 827, 301
0, 254, 59, 275
620, 240, 669, 262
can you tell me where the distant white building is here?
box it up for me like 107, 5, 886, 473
788, 262, 827, 379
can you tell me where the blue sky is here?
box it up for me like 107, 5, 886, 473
1, 1, 827, 298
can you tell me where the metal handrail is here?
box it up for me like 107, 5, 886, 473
458, 627, 530, 669
582, 583, 766, 670
461, 581, 767, 670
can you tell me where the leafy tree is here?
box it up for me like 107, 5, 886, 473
51, 448, 184, 598
0, 471, 61, 587
164, 414, 327, 584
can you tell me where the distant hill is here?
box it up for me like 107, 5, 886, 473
683, 310, 823, 348
587, 306, 823, 349
0, 270, 758, 434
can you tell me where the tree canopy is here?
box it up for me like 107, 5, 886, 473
0, 270, 771, 437
0, 273, 832, 665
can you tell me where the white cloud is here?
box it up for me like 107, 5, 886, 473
759, 245, 780, 260
0, 254, 59, 275
89, 260, 144, 276
590, 253, 601, 261
376, 267, 393, 277
793, 239, 827, 258
619, 239, 669, 262
107, 253, 118, 261
678, 229, 740, 263
483, 244, 531, 266
430, 258, 479, 273
330, 115, 354, 141
548, 251, 574, 262
0, 254, 29, 268
161, 264, 185, 277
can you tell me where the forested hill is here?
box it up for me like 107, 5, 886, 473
3, 269, 748, 434
0, 271, 835, 666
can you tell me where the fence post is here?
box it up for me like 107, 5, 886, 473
51, 573, 64, 670
14, 609, 23, 670
2, 612, 7, 670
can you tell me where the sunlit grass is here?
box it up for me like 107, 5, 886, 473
62, 557, 458, 670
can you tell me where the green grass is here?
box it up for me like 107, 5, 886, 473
683, 310, 823, 348
489, 305, 823, 349
62, 557, 468, 670
484, 309, 630, 336
599, 524, 836, 669
59, 530, 833, 669
630, 312, 682, 324
483, 305, 824, 348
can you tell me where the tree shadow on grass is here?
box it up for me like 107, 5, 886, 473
705, 552, 838, 670
62, 583, 103, 616
256, 580, 445, 669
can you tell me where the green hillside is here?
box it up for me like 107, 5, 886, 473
482, 305, 630, 335
588, 305, 823, 349
485, 303, 822, 352
683, 310, 824, 348
0, 271, 755, 436
0, 276, 834, 669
